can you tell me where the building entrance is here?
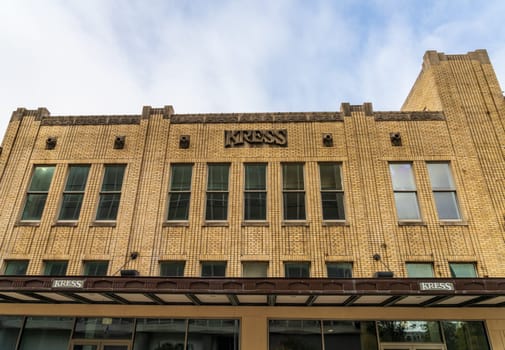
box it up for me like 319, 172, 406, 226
70, 341, 131, 350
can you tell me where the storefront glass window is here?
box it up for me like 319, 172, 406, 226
73, 318, 133, 339
378, 321, 442, 343
441, 321, 490, 350
133, 319, 186, 350
187, 319, 240, 350
19, 317, 73, 350
269, 320, 322, 350
323, 321, 377, 350
0, 316, 23, 350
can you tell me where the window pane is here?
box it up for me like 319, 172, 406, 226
321, 192, 345, 220
283, 192, 306, 220
73, 318, 133, 339
29, 166, 55, 191
187, 319, 239, 350
201, 262, 226, 277
0, 316, 23, 350
83, 261, 108, 276
133, 319, 186, 350
269, 320, 321, 350
167, 193, 190, 220
207, 164, 229, 191
389, 163, 416, 190
394, 192, 421, 220
245, 164, 266, 190
21, 194, 48, 220
160, 262, 185, 277
285, 263, 310, 278
433, 192, 461, 220
4, 260, 28, 275
65, 166, 90, 191
59, 194, 84, 220
170, 164, 192, 191
283, 164, 304, 190
327, 262, 352, 278
19, 317, 73, 350
323, 321, 378, 350
243, 262, 268, 277
378, 321, 442, 343
96, 193, 121, 220
205, 193, 228, 220
442, 321, 490, 350
406, 263, 434, 277
101, 165, 125, 191
44, 261, 68, 276
427, 163, 455, 189
244, 192, 266, 220
449, 263, 477, 277
320, 163, 342, 190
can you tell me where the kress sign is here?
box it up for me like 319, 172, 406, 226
224, 130, 287, 147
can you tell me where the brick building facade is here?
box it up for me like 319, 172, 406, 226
0, 50, 504, 349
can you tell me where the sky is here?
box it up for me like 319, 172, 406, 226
1, 0, 505, 139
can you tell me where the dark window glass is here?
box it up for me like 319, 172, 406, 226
327, 262, 352, 278
59, 165, 90, 221
406, 263, 434, 277
83, 261, 109, 276
282, 164, 305, 220
319, 163, 345, 220
389, 163, 421, 220
377, 321, 443, 343
133, 319, 186, 350
187, 319, 240, 350
3, 260, 28, 275
428, 163, 461, 220
244, 164, 267, 220
160, 261, 185, 277
96, 165, 125, 221
205, 164, 229, 221
19, 317, 73, 350
285, 262, 310, 278
0, 315, 23, 350
449, 263, 477, 277
442, 321, 490, 350
323, 321, 378, 350
269, 320, 321, 350
201, 262, 226, 277
167, 164, 192, 221
43, 261, 68, 276
21, 165, 55, 221
73, 318, 133, 339
243, 262, 268, 277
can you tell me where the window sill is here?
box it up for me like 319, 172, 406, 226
90, 221, 117, 227
398, 221, 427, 226
203, 221, 229, 227
15, 221, 40, 227
439, 220, 468, 226
53, 221, 78, 227
322, 221, 348, 227
163, 221, 190, 227
242, 221, 269, 227
281, 221, 309, 227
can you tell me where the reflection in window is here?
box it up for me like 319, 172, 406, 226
319, 163, 345, 220
206, 164, 230, 221
406, 263, 434, 277
187, 319, 240, 350
73, 318, 134, 339
285, 262, 310, 278
133, 319, 186, 350
19, 317, 73, 350
377, 321, 442, 343
96, 165, 126, 221
167, 164, 193, 221
83, 261, 109, 276
244, 164, 267, 221
323, 321, 378, 350
201, 261, 226, 277
389, 163, 421, 220
327, 262, 352, 278
449, 263, 477, 277
427, 162, 461, 220
160, 261, 185, 277
282, 163, 306, 220
441, 321, 490, 350
3, 260, 29, 275
21, 165, 56, 221
43, 261, 68, 276
58, 165, 90, 221
0, 316, 23, 350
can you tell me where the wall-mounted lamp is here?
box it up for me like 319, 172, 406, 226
372, 253, 394, 278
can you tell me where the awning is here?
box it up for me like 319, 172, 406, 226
0, 277, 504, 307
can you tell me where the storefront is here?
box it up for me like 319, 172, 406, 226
1, 276, 504, 349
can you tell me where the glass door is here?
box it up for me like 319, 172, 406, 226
380, 344, 445, 350
71, 341, 130, 350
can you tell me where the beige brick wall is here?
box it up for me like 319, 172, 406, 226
0, 50, 504, 280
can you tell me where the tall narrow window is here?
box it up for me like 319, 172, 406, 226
43, 261, 68, 276
244, 164, 267, 221
83, 261, 109, 276
167, 164, 193, 221
282, 163, 305, 220
449, 263, 477, 277
96, 165, 125, 221
3, 260, 29, 275
21, 165, 55, 221
58, 165, 90, 221
205, 164, 229, 221
319, 163, 345, 220
389, 163, 421, 220
284, 262, 310, 278
427, 162, 461, 220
